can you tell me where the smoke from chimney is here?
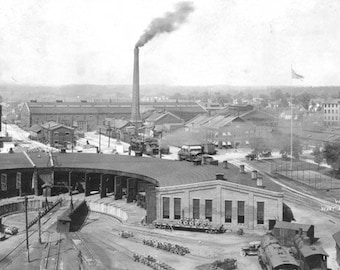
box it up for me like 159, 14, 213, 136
135, 1, 194, 48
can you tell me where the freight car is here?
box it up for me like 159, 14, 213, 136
258, 233, 300, 270
153, 218, 226, 234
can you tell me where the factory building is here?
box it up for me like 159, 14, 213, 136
186, 109, 277, 148
0, 152, 284, 230
20, 100, 206, 131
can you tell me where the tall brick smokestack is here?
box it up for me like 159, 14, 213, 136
131, 2, 194, 123
131, 46, 141, 123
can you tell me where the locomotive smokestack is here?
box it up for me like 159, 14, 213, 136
131, 46, 141, 123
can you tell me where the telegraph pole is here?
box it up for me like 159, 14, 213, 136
25, 196, 30, 262
38, 211, 42, 244
99, 128, 101, 153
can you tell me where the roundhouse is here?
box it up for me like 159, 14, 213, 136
0, 152, 283, 230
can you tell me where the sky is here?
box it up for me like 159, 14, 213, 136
0, 0, 339, 86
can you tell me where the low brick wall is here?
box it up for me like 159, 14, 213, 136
87, 202, 128, 222
0, 200, 43, 217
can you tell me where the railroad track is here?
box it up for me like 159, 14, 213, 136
41, 232, 63, 270
70, 231, 106, 270
0, 209, 60, 269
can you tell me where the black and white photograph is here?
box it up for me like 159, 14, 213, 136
0, 0, 340, 269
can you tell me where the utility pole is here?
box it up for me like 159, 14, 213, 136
108, 127, 112, 148
38, 211, 42, 244
99, 128, 101, 153
290, 87, 293, 170
25, 196, 30, 262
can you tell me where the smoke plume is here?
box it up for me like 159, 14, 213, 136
135, 1, 194, 48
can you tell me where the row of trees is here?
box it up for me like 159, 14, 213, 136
169, 89, 314, 109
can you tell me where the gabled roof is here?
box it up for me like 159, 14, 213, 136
41, 121, 73, 131
185, 114, 243, 130
145, 111, 183, 123
105, 118, 130, 129
30, 124, 42, 133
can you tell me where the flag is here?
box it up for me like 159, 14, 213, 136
291, 68, 304, 80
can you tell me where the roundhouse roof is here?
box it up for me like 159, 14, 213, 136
0, 153, 281, 192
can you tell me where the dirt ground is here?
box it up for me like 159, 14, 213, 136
1, 197, 339, 270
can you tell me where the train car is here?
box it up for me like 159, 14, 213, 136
292, 233, 329, 270
258, 234, 300, 270
153, 218, 226, 234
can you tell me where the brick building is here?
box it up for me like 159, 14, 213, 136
0, 153, 283, 230
41, 122, 74, 148
323, 99, 340, 126
20, 101, 206, 131
186, 109, 278, 148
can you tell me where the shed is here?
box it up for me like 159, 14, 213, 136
56, 215, 71, 233
272, 221, 315, 246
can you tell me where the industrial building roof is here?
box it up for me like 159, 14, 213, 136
0, 153, 282, 193
273, 221, 312, 231
26, 101, 206, 114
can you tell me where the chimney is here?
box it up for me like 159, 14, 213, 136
239, 164, 245, 174
223, 160, 228, 169
257, 176, 263, 187
131, 47, 142, 123
251, 170, 258, 180
216, 173, 224, 180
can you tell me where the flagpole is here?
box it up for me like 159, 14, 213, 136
290, 85, 293, 171
290, 66, 304, 170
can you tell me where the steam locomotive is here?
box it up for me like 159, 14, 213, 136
258, 233, 330, 270
258, 234, 300, 270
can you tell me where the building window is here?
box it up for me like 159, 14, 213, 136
225, 200, 232, 223
65, 132, 70, 136
174, 198, 181, 220
257, 202, 264, 224
237, 201, 245, 224
205, 200, 212, 221
54, 140, 58, 144
54, 132, 59, 136
162, 197, 170, 219
193, 199, 200, 219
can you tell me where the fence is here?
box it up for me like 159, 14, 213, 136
271, 160, 340, 190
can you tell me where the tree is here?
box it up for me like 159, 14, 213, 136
312, 147, 324, 170
323, 140, 340, 171
278, 135, 303, 160
296, 92, 312, 110
249, 137, 271, 159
